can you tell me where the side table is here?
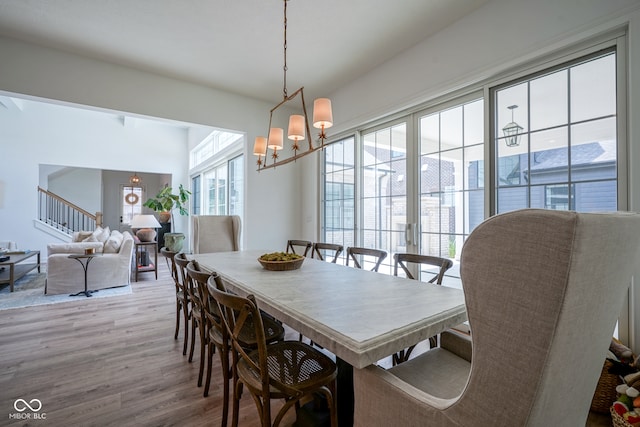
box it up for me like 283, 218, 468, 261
135, 241, 158, 281
68, 253, 101, 297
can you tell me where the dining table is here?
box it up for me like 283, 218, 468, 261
191, 249, 467, 426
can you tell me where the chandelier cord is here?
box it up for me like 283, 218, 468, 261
282, 0, 288, 99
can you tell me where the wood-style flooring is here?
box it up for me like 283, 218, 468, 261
0, 257, 297, 426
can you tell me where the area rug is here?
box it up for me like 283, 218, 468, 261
0, 270, 132, 310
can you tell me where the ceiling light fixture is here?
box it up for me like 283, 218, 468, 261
129, 172, 141, 186
254, 0, 334, 170
503, 105, 523, 147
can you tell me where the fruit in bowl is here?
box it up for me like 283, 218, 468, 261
258, 252, 305, 271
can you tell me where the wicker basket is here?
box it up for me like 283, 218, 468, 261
258, 257, 305, 271
591, 359, 623, 413
611, 406, 633, 427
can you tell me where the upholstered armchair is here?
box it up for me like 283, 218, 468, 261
354, 209, 640, 426
191, 215, 241, 253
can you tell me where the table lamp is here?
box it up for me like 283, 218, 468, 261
130, 214, 161, 242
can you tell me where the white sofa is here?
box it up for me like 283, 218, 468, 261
45, 227, 135, 295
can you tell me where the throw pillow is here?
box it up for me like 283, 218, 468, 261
97, 226, 111, 243
83, 226, 103, 243
73, 231, 93, 242
104, 230, 124, 253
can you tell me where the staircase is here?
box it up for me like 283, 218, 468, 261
37, 186, 102, 239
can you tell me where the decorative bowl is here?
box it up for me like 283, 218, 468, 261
258, 253, 305, 271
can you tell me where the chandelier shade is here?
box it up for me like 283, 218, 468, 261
268, 127, 284, 151
288, 115, 306, 141
313, 98, 333, 129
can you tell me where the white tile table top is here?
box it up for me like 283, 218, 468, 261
192, 250, 467, 369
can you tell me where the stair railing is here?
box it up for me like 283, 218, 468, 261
37, 186, 102, 235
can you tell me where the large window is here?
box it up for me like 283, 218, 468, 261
321, 41, 623, 290
190, 129, 245, 225
493, 50, 617, 213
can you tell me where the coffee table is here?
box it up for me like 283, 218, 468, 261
0, 251, 41, 292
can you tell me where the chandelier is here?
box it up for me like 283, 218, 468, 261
253, 0, 333, 170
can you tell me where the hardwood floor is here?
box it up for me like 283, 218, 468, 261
0, 257, 297, 426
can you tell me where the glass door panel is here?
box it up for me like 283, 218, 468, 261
361, 122, 407, 273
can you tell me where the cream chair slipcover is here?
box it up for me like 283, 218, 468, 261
354, 209, 640, 426
191, 215, 241, 254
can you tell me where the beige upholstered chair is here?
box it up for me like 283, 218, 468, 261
191, 215, 241, 254
354, 209, 640, 426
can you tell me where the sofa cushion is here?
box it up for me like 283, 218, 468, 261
104, 230, 124, 253
83, 226, 102, 243
83, 226, 111, 243
73, 231, 93, 242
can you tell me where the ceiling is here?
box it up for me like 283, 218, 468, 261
0, 0, 489, 104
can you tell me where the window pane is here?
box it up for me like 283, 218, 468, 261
571, 118, 617, 181
497, 186, 528, 213
464, 145, 484, 190
322, 136, 355, 262
530, 70, 567, 130
229, 156, 244, 218
441, 149, 462, 192
191, 176, 201, 215
574, 180, 617, 212
464, 100, 484, 145
420, 113, 439, 154
571, 54, 616, 122
441, 106, 463, 149
529, 127, 569, 185
497, 82, 528, 135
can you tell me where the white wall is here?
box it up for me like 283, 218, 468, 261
48, 167, 102, 215
0, 36, 299, 253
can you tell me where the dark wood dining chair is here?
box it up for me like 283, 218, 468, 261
312, 242, 344, 263
392, 252, 454, 365
169, 250, 191, 356
204, 274, 285, 426
209, 284, 338, 427
186, 261, 210, 389
286, 239, 313, 256
346, 246, 387, 272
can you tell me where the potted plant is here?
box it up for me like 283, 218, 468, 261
143, 184, 191, 252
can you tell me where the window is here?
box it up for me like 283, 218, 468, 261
320, 38, 624, 291
191, 175, 201, 215
321, 136, 356, 261
190, 130, 245, 225
493, 50, 618, 213
418, 97, 484, 286
229, 155, 244, 216
122, 186, 143, 225
190, 130, 243, 169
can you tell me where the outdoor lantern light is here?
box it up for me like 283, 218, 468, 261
503, 105, 523, 147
